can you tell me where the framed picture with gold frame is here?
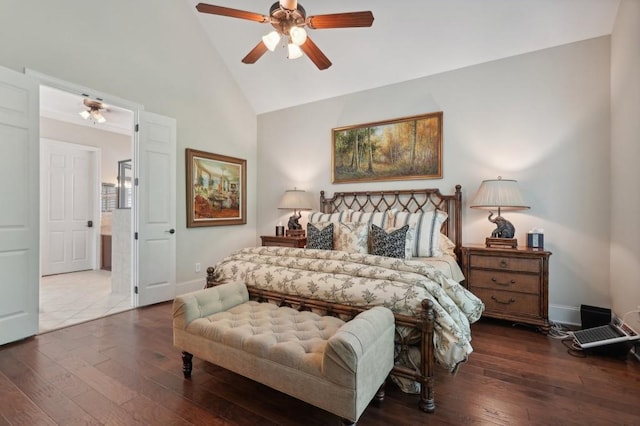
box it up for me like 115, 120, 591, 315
186, 149, 247, 227
332, 111, 443, 183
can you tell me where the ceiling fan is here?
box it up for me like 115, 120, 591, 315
79, 98, 108, 124
196, 1, 374, 70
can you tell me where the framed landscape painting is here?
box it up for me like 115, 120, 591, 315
332, 112, 443, 183
186, 149, 247, 227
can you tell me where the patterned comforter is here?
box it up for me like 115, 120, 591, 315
212, 246, 484, 386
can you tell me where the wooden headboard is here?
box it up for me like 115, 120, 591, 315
320, 185, 463, 259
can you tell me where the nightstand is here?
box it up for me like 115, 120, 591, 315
461, 245, 551, 333
260, 235, 307, 248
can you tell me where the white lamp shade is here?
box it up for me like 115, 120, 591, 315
290, 26, 307, 46
470, 178, 529, 210
278, 189, 313, 210
287, 43, 303, 59
262, 31, 281, 51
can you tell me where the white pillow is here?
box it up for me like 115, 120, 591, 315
335, 222, 369, 253
307, 209, 352, 224
393, 210, 448, 257
439, 232, 457, 259
349, 209, 397, 229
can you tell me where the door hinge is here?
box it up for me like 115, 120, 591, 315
135, 123, 139, 132
134, 286, 139, 294
134, 177, 139, 186
134, 232, 138, 240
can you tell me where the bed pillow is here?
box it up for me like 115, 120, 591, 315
307, 210, 352, 224
439, 232, 457, 259
349, 209, 397, 229
335, 222, 369, 253
370, 224, 409, 259
306, 222, 334, 250
393, 210, 448, 257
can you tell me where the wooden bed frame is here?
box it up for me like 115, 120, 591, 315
207, 185, 463, 414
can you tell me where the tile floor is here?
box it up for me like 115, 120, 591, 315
39, 269, 133, 333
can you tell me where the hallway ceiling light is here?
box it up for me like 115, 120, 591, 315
79, 98, 107, 124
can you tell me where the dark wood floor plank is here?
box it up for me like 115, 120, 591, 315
2, 302, 639, 425
0, 370, 57, 425
95, 358, 227, 425
0, 351, 99, 425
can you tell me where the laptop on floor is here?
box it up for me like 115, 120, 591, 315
573, 316, 639, 349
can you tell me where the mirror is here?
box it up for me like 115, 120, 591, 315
117, 159, 132, 209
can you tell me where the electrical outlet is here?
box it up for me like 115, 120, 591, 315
195, 262, 201, 273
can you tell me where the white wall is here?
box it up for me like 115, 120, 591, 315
610, 0, 640, 331
0, 0, 257, 290
258, 37, 612, 324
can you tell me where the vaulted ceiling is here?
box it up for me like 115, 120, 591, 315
187, 0, 621, 114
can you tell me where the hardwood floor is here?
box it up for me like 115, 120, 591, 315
1, 302, 639, 425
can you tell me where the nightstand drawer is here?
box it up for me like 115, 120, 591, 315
468, 269, 539, 294
469, 254, 540, 273
472, 288, 540, 317
260, 235, 307, 248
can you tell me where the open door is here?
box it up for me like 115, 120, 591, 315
136, 111, 176, 306
0, 66, 40, 345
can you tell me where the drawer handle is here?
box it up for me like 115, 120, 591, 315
491, 277, 516, 286
499, 260, 509, 268
491, 295, 516, 305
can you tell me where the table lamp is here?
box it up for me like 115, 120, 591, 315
470, 177, 529, 248
278, 188, 313, 237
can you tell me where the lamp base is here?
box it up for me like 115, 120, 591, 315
485, 237, 517, 248
286, 229, 305, 238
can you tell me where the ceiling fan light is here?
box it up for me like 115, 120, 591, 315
290, 26, 307, 46
79, 110, 91, 120
262, 31, 281, 51
94, 112, 106, 124
287, 42, 303, 59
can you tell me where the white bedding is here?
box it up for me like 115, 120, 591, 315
413, 255, 465, 283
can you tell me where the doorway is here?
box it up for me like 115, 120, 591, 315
38, 84, 135, 332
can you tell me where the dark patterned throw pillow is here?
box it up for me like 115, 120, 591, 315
370, 224, 409, 258
307, 223, 334, 250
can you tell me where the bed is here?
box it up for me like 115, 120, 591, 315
206, 186, 484, 413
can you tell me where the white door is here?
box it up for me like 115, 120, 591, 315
41, 140, 96, 276
0, 66, 39, 345
136, 111, 176, 306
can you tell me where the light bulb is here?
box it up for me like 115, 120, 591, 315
287, 43, 303, 59
79, 110, 90, 120
290, 26, 307, 46
262, 31, 281, 52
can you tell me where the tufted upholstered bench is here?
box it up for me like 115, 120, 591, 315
172, 281, 395, 425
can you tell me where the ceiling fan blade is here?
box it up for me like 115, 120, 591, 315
306, 11, 374, 29
299, 36, 332, 70
196, 3, 268, 23
241, 41, 269, 64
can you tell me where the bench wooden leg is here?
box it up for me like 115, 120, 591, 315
181, 351, 193, 378
373, 380, 386, 407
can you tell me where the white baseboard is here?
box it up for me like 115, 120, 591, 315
549, 303, 581, 326
176, 277, 206, 295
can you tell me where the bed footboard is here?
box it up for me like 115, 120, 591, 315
206, 267, 436, 413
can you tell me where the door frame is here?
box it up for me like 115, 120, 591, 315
40, 138, 101, 275
26, 69, 143, 307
